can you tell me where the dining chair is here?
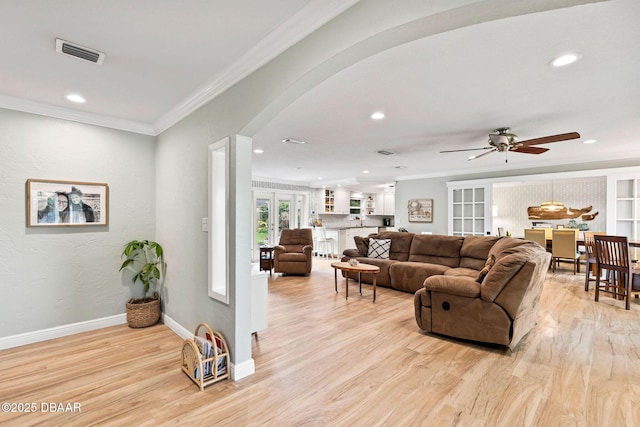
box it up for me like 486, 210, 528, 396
524, 228, 548, 250
594, 235, 633, 310
551, 229, 581, 274
583, 231, 605, 291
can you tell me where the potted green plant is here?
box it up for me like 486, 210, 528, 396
119, 239, 166, 328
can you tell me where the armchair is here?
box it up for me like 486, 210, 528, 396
274, 229, 313, 275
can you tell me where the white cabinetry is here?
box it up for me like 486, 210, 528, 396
448, 184, 491, 236
251, 265, 268, 334
334, 187, 350, 215
608, 175, 640, 241
319, 187, 350, 214
383, 192, 395, 215
371, 192, 395, 215
319, 189, 335, 213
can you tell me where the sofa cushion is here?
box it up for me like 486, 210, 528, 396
408, 234, 463, 268
376, 231, 414, 261
389, 261, 450, 293
476, 254, 496, 283
481, 248, 537, 302
488, 237, 531, 261
459, 235, 501, 270
444, 267, 479, 278
346, 257, 397, 287
423, 275, 481, 298
368, 238, 391, 259
279, 228, 312, 246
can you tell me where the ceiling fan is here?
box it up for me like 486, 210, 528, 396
440, 127, 580, 162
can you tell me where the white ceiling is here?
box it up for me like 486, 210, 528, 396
2, 1, 639, 191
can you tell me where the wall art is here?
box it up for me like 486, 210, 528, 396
408, 199, 433, 223
26, 179, 109, 226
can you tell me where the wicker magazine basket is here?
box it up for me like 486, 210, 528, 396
126, 292, 160, 328
181, 323, 230, 391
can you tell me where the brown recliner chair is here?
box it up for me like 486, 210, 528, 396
274, 229, 313, 275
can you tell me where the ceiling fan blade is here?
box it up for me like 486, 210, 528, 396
519, 132, 580, 146
511, 146, 549, 154
440, 146, 492, 153
468, 148, 496, 160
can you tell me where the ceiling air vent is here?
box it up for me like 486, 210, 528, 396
56, 38, 105, 64
282, 138, 306, 145
376, 150, 395, 156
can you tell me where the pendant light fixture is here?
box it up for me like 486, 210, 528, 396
540, 181, 565, 211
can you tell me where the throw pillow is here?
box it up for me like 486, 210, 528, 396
368, 238, 391, 259
354, 236, 370, 256
476, 254, 496, 283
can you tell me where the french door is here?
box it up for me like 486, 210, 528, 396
252, 191, 307, 260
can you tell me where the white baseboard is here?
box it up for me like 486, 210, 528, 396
1, 313, 257, 382
161, 312, 192, 340
0, 314, 126, 351
162, 312, 256, 381
232, 358, 256, 381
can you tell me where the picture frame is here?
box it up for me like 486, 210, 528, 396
407, 198, 433, 223
26, 178, 109, 226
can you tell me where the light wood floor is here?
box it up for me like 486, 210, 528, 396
1, 257, 639, 426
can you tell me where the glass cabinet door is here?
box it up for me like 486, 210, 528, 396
448, 184, 491, 236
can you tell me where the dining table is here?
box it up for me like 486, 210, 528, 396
544, 239, 640, 248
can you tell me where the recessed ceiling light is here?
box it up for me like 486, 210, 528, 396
253, 149, 264, 154
318, 177, 323, 180
371, 112, 385, 120
362, 170, 369, 174
550, 53, 582, 67
583, 139, 596, 144
66, 93, 86, 103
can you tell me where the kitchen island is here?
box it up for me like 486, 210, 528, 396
323, 226, 379, 256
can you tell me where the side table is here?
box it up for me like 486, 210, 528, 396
259, 246, 274, 276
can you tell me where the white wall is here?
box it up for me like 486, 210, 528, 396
0, 109, 156, 337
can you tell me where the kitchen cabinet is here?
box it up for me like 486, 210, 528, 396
319, 188, 335, 213
334, 187, 350, 214
383, 192, 395, 215
319, 187, 350, 214
371, 192, 395, 215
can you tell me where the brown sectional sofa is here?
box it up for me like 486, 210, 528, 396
341, 231, 551, 350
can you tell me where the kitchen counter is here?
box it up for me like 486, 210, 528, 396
323, 227, 379, 254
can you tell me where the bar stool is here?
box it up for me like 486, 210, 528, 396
314, 227, 336, 258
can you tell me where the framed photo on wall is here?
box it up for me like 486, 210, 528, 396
408, 198, 433, 223
26, 179, 109, 226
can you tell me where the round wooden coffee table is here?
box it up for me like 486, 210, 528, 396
331, 261, 380, 302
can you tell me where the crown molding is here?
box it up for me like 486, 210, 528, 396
0, 94, 156, 135
152, 0, 360, 135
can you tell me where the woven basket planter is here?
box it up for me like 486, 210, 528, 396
126, 293, 160, 328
